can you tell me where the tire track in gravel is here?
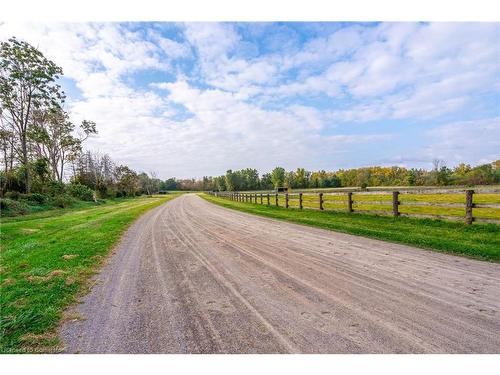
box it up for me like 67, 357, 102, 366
176, 200, 498, 350
60, 194, 500, 353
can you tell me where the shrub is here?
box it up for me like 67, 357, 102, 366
52, 194, 76, 208
28, 193, 47, 204
67, 183, 94, 201
18, 193, 47, 205
47, 181, 66, 197
4, 191, 20, 200
0, 198, 29, 216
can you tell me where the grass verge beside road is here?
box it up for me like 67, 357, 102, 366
201, 193, 500, 262
0, 194, 180, 353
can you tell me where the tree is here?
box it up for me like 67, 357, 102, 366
29, 107, 96, 181
161, 178, 178, 191
32, 157, 50, 191
116, 165, 139, 196
294, 167, 309, 188
214, 175, 226, 191
284, 170, 296, 188
138, 171, 160, 195
0, 37, 65, 192
242, 168, 259, 190
407, 169, 417, 186
225, 169, 236, 191
270, 167, 285, 189
436, 166, 452, 186
260, 173, 273, 190
72, 151, 116, 197
201, 176, 215, 191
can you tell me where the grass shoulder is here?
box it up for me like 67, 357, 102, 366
200, 193, 500, 263
0, 193, 181, 353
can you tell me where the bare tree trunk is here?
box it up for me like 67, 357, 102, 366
21, 134, 30, 193
59, 159, 65, 182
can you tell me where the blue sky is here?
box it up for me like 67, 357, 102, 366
0, 22, 499, 178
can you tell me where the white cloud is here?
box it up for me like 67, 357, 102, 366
270, 22, 500, 121
1, 22, 498, 177
421, 117, 500, 165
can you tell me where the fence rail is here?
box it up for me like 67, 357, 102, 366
206, 188, 500, 225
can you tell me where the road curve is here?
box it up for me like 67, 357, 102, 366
60, 194, 500, 353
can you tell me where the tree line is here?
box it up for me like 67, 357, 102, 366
0, 37, 160, 214
161, 160, 500, 192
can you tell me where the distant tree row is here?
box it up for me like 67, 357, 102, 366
71, 151, 161, 198
161, 160, 500, 192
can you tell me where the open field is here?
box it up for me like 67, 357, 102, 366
221, 187, 500, 223
201, 193, 500, 262
61, 194, 500, 353
0, 194, 180, 353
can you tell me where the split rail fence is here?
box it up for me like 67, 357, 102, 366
207, 187, 500, 225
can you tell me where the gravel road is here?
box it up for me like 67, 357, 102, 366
60, 194, 500, 353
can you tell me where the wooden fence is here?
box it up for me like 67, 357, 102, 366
206, 188, 500, 225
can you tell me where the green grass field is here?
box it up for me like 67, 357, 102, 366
237, 192, 500, 220
201, 193, 500, 262
0, 194, 179, 353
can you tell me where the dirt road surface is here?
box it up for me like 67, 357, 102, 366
60, 194, 500, 353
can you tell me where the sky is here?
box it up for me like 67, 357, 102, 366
0, 22, 499, 178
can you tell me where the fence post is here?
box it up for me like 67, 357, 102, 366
319, 193, 323, 210
267, 193, 270, 205
260, 193, 263, 204
275, 193, 279, 206
347, 192, 353, 212
465, 190, 474, 225
299, 193, 303, 209
285, 193, 289, 208
392, 191, 400, 217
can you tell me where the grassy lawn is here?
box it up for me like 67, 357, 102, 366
239, 192, 500, 220
200, 193, 500, 263
0, 194, 180, 353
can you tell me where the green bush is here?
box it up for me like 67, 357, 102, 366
0, 198, 29, 216
52, 194, 76, 208
29, 193, 47, 204
47, 181, 66, 196
67, 183, 94, 201
18, 193, 47, 205
4, 191, 20, 200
